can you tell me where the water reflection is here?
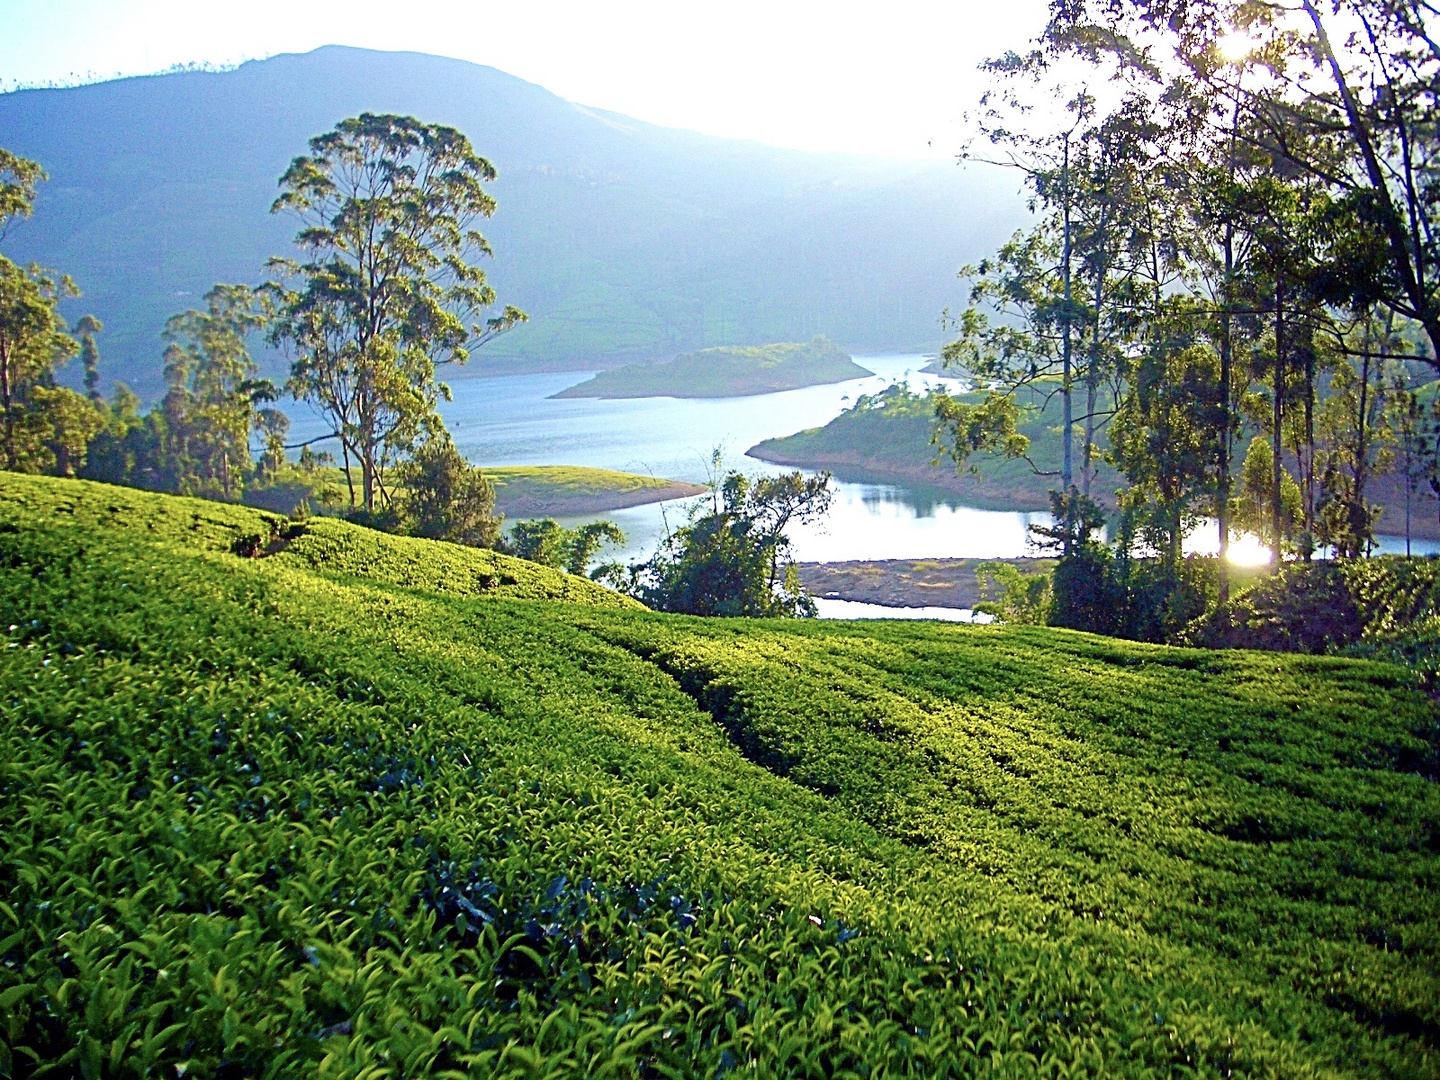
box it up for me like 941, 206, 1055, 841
280, 354, 1436, 565
813, 598, 990, 622
553, 483, 1052, 566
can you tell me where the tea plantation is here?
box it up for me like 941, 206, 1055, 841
1, 473, 1437, 1078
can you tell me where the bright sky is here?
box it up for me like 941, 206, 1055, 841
0, 0, 1052, 159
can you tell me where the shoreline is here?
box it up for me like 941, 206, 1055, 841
798, 558, 1053, 610
494, 479, 707, 518
552, 370, 873, 401
752, 448, 1440, 543
745, 445, 1060, 512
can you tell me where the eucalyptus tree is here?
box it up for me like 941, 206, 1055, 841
266, 114, 526, 512
1044, 0, 1440, 376
73, 314, 103, 402
0, 148, 104, 476
1070, 100, 1158, 500
939, 38, 1106, 500
938, 25, 1204, 566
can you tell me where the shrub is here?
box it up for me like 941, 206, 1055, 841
396, 435, 502, 549
503, 517, 626, 576
1048, 543, 1124, 634
614, 470, 830, 616
973, 559, 1050, 623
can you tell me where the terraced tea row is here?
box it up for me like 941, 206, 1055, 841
1, 475, 1436, 1077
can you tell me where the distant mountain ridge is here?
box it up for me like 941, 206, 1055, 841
0, 46, 1021, 398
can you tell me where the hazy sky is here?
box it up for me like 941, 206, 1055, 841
0, 0, 1051, 158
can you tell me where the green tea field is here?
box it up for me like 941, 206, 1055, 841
1, 474, 1437, 1078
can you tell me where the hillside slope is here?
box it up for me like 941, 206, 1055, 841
1, 474, 1437, 1077
0, 47, 1019, 396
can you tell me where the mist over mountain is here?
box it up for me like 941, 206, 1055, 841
0, 45, 1021, 398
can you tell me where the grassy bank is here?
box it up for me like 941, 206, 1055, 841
1, 474, 1437, 1077
553, 337, 872, 399
243, 463, 703, 519
485, 466, 706, 517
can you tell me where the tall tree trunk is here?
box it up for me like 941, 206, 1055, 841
359, 367, 376, 513
1218, 210, 1235, 601
1403, 416, 1412, 557
340, 442, 356, 509
1083, 251, 1105, 500
0, 334, 13, 471
1059, 135, 1071, 552
1303, 344, 1315, 560
1083, 362, 1098, 498
1060, 137, 1075, 555
1272, 276, 1286, 567
1355, 348, 1371, 559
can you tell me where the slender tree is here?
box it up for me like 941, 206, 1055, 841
74, 314, 103, 402
161, 285, 274, 499
266, 114, 526, 512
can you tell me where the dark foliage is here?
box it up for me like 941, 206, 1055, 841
612, 470, 831, 617
396, 436, 502, 550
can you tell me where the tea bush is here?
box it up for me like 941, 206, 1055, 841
1, 474, 1437, 1078
1190, 556, 1440, 681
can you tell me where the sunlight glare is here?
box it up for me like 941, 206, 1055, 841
1217, 31, 1257, 62
1226, 532, 1273, 566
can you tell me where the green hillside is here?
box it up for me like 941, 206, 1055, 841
552, 339, 872, 399
750, 382, 1123, 511
2, 474, 1438, 1077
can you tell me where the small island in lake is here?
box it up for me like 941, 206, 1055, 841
551, 336, 872, 399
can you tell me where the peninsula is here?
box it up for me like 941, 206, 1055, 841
486, 465, 706, 517
245, 464, 704, 519
747, 381, 1118, 512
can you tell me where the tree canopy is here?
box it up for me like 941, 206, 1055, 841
266, 113, 526, 512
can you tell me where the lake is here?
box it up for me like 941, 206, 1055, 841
283, 353, 1440, 577
284, 354, 1064, 564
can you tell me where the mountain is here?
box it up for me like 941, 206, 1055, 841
0, 46, 1023, 399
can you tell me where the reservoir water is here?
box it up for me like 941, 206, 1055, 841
283, 353, 1440, 577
